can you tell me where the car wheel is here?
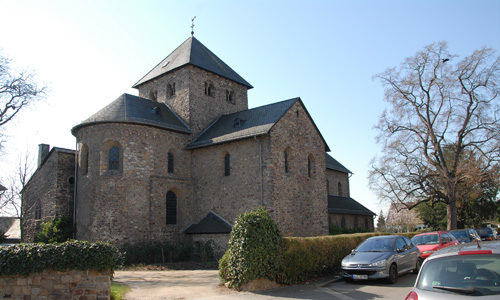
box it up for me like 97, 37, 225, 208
413, 258, 423, 274
387, 264, 398, 284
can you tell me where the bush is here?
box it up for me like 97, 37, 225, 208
0, 240, 119, 276
35, 217, 73, 243
120, 241, 192, 265
219, 207, 284, 289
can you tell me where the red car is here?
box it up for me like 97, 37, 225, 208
410, 231, 459, 259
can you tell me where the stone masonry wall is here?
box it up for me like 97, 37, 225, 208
75, 123, 192, 245
190, 137, 264, 227
326, 169, 349, 197
137, 65, 248, 136
0, 270, 111, 300
21, 150, 75, 242
267, 101, 329, 237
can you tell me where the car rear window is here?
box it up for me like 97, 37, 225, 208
412, 234, 439, 245
416, 254, 500, 296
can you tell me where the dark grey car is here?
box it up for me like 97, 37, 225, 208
341, 235, 422, 283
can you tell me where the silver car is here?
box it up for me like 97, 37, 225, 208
405, 240, 500, 299
341, 235, 422, 283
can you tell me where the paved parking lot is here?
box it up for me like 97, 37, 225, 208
114, 270, 417, 300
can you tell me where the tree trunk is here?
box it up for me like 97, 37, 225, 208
447, 199, 458, 230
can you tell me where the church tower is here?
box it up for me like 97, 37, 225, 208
132, 37, 253, 135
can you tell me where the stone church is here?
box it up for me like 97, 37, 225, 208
21, 37, 374, 248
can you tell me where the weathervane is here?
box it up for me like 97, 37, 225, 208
191, 16, 196, 37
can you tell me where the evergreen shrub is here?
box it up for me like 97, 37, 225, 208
219, 208, 283, 289
0, 240, 119, 276
35, 217, 73, 243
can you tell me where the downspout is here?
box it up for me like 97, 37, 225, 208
73, 139, 78, 239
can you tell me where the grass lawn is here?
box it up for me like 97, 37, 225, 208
111, 281, 130, 300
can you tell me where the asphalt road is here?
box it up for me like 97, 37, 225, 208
321, 273, 417, 300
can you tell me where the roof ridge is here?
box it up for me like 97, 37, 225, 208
221, 97, 300, 119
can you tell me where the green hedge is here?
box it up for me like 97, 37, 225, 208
0, 240, 120, 276
219, 229, 418, 286
119, 241, 193, 265
279, 232, 417, 284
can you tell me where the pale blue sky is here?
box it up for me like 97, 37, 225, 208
1, 0, 499, 216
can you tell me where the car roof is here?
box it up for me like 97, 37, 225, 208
413, 231, 445, 236
426, 240, 500, 261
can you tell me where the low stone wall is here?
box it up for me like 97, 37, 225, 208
0, 269, 111, 300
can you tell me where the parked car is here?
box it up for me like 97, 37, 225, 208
405, 240, 500, 299
411, 231, 459, 259
341, 235, 422, 283
475, 227, 498, 241
449, 229, 481, 244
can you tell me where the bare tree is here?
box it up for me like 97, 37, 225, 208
0, 151, 34, 217
370, 42, 499, 230
0, 52, 46, 150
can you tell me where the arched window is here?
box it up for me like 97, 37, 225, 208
284, 149, 289, 173
338, 182, 343, 197
168, 152, 174, 173
224, 153, 230, 176
307, 154, 314, 178
167, 83, 176, 97
327, 180, 330, 194
80, 144, 89, 175
166, 191, 177, 225
35, 201, 41, 219
365, 217, 369, 229
354, 216, 359, 228
226, 89, 234, 104
341, 216, 346, 228
204, 82, 214, 97
108, 146, 119, 170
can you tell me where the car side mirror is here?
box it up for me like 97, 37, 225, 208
351, 249, 356, 255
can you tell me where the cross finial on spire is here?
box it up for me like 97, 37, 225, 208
191, 16, 196, 37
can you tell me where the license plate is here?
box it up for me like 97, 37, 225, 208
352, 274, 368, 280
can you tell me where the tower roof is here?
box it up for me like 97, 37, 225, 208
133, 37, 253, 89
71, 94, 191, 135
326, 153, 352, 174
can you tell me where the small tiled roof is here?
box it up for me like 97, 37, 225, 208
326, 153, 352, 173
184, 211, 232, 234
328, 195, 375, 216
133, 37, 252, 89
186, 98, 330, 151
71, 94, 191, 135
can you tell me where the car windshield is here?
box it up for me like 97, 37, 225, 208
412, 234, 439, 245
356, 237, 394, 252
450, 231, 468, 240
416, 254, 500, 296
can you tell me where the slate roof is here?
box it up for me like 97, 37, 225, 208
184, 211, 232, 234
186, 98, 330, 151
326, 153, 352, 174
71, 94, 191, 135
133, 37, 253, 89
328, 195, 375, 216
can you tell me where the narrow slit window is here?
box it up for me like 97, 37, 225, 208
166, 191, 177, 225
168, 152, 174, 173
224, 153, 230, 176
108, 146, 119, 170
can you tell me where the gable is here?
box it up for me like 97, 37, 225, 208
269, 99, 330, 152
